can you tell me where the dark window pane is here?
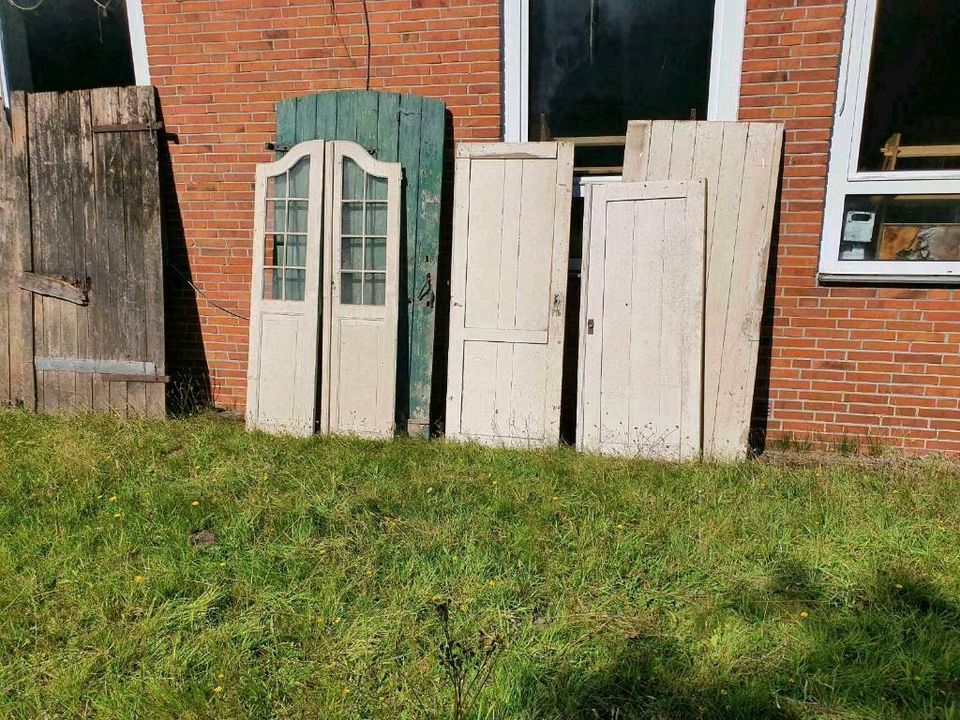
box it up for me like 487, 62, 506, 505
0, 0, 135, 93
858, 0, 960, 172
528, 0, 715, 142
839, 195, 960, 261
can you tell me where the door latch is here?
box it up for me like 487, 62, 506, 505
552, 293, 563, 316
587, 319, 595, 335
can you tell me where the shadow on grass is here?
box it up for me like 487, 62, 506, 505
517, 562, 960, 719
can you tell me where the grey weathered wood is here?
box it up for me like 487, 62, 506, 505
8, 87, 167, 418
623, 120, 784, 459
18, 272, 89, 305
34, 357, 157, 374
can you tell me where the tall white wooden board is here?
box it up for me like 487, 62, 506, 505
577, 180, 706, 460
446, 142, 574, 447
246, 141, 326, 436
623, 120, 783, 459
321, 142, 401, 439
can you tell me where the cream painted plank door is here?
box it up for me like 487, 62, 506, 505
320, 141, 401, 438
623, 120, 783, 459
578, 180, 706, 460
446, 142, 574, 447
246, 141, 325, 436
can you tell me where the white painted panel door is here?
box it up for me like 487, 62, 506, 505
246, 141, 325, 436
446, 142, 574, 447
577, 180, 706, 460
623, 120, 783, 458
320, 141, 401, 438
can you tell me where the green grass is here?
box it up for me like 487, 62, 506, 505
0, 410, 958, 719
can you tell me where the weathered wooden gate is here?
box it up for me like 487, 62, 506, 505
0, 87, 166, 416
275, 90, 444, 436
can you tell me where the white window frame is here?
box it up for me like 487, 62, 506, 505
0, 0, 150, 108
820, 0, 960, 283
503, 0, 746, 143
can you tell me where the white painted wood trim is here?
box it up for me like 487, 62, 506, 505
708, 0, 747, 121
819, 0, 960, 281
502, 0, 744, 141
0, 16, 9, 109
126, 0, 152, 85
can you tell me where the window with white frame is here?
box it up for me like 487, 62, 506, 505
503, 0, 747, 167
0, 0, 150, 106
821, 0, 960, 281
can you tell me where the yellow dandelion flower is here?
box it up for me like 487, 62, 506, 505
108, 496, 118, 502
426, 487, 434, 494
342, 687, 351, 696
333, 617, 342, 624
217, 673, 224, 680
366, 569, 373, 577
552, 496, 559, 501
488, 580, 496, 587
459, 604, 468, 611
213, 685, 223, 694
452, 554, 459, 562
219, 562, 226, 567
113, 512, 122, 518
191, 500, 200, 507
895, 583, 903, 589
133, 575, 145, 583
799, 611, 809, 619
616, 524, 625, 530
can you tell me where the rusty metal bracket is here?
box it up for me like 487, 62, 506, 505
93, 121, 165, 134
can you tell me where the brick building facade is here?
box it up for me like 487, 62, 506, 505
138, 0, 959, 454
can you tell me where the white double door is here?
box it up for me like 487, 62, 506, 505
246, 140, 401, 438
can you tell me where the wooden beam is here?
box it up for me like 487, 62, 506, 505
99, 373, 170, 383
18, 272, 89, 305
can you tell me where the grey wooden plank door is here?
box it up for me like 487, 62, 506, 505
0, 87, 166, 416
623, 120, 783, 458
246, 141, 326, 436
577, 180, 706, 460
320, 142, 402, 439
445, 142, 575, 447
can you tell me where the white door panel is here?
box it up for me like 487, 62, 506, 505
446, 142, 574, 447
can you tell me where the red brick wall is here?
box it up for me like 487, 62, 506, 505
145, 0, 959, 453
741, 0, 960, 454
141, 0, 500, 410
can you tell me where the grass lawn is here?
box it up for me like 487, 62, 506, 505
0, 410, 958, 719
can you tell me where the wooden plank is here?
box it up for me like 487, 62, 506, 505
18, 273, 89, 305
396, 93, 423, 427
294, 94, 318, 146
9, 94, 35, 409
0, 100, 14, 402
275, 97, 298, 150
407, 98, 445, 434
622, 120, 651, 179
355, 91, 379, 154
335, 90, 359, 143
315, 92, 339, 142
119, 88, 148, 417
91, 87, 128, 415
623, 120, 783, 459
74, 90, 95, 411
28, 92, 62, 412
35, 357, 158, 374
376, 93, 400, 163
134, 86, 166, 418
455, 143, 558, 160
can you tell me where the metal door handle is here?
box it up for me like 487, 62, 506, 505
587, 319, 595, 335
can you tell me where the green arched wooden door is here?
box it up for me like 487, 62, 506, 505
275, 91, 445, 436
